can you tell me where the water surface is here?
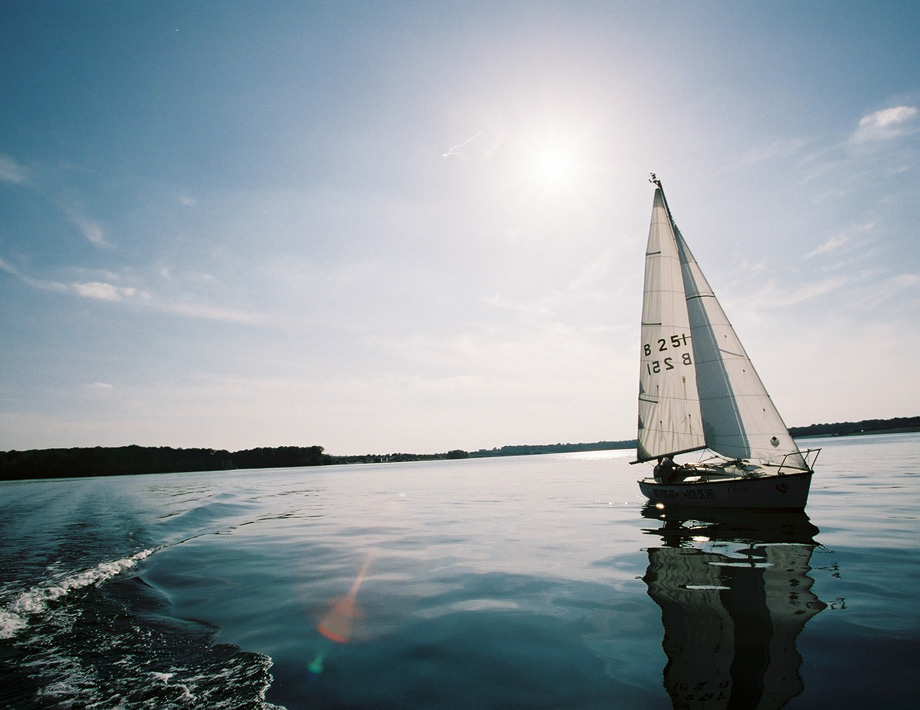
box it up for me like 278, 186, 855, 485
1, 434, 918, 708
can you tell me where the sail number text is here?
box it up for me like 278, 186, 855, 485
644, 333, 692, 375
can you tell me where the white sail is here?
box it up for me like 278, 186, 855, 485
637, 189, 705, 462
674, 227, 806, 468
637, 184, 805, 470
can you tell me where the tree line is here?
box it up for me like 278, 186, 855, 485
1, 417, 916, 481
470, 440, 637, 457
788, 416, 920, 438
0, 445, 331, 481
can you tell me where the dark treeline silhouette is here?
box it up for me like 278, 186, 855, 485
335, 449, 471, 464
0, 445, 332, 481
789, 416, 920, 438
229, 446, 330, 469
0, 445, 232, 480
471, 440, 636, 457
2, 417, 916, 481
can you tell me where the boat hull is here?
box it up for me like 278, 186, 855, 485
638, 470, 813, 510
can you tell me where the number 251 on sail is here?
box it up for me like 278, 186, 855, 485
645, 353, 693, 375
643, 333, 689, 355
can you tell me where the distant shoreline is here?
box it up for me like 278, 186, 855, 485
2, 416, 918, 481
794, 426, 920, 439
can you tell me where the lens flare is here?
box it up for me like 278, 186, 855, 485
307, 651, 325, 676
316, 559, 371, 644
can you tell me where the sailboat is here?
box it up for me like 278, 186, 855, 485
634, 175, 819, 509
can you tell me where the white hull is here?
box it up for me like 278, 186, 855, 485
638, 470, 813, 510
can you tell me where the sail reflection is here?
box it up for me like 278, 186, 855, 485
642, 506, 826, 709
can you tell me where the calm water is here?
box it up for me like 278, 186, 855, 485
1, 433, 918, 709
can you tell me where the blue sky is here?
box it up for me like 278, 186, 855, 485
2, 1, 919, 455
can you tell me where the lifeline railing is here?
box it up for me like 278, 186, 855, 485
777, 448, 821, 475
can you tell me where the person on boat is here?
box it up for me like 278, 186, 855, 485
654, 456, 676, 483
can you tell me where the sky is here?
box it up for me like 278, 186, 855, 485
2, 1, 919, 456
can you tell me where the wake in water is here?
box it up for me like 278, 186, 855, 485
1, 549, 153, 640
0, 549, 284, 710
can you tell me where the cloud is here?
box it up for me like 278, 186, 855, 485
0, 159, 116, 248
65, 207, 110, 247
852, 106, 918, 142
0, 155, 29, 184
0, 257, 66, 291
67, 279, 263, 322
803, 234, 850, 259
62, 276, 259, 322
736, 276, 848, 311
3, 257, 263, 322
803, 222, 874, 259
855, 272, 920, 309
0, 160, 112, 248
151, 298, 264, 324
2, 258, 144, 302
860, 106, 918, 130
71, 282, 144, 302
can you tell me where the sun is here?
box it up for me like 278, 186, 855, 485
503, 115, 596, 202
533, 147, 576, 187
525, 137, 582, 194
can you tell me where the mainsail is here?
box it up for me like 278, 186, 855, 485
637, 182, 805, 469
637, 188, 705, 461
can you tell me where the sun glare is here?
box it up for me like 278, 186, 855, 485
501, 115, 597, 203
533, 147, 575, 187
525, 135, 584, 195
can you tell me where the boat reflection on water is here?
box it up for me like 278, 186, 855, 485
641, 505, 826, 709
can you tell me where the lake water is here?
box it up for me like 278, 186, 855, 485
1, 433, 918, 709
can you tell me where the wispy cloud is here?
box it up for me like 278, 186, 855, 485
803, 222, 875, 259
1, 258, 262, 322
151, 298, 264, 324
774, 276, 849, 307
749, 104, 919, 188
3, 259, 157, 304
0, 154, 29, 184
0, 257, 65, 291
71, 281, 146, 302
65, 205, 111, 248
852, 106, 918, 143
854, 272, 920, 309
0, 158, 114, 250
804, 234, 850, 259
736, 275, 849, 311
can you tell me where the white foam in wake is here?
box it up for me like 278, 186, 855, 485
0, 549, 154, 640
0, 608, 28, 638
